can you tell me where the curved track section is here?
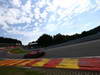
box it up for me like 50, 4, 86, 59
44, 39, 100, 58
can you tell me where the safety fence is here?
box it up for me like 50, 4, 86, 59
0, 58, 100, 75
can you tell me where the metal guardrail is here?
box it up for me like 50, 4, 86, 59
29, 67, 100, 75
0, 66, 100, 75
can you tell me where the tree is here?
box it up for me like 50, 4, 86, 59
53, 33, 66, 44
71, 33, 80, 40
37, 34, 53, 47
30, 25, 100, 48
0, 37, 22, 47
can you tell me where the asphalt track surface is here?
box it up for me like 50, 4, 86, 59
0, 39, 100, 59
0, 50, 24, 59
44, 39, 100, 58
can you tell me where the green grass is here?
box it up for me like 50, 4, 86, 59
0, 67, 43, 75
9, 48, 29, 54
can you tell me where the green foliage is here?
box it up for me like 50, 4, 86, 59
0, 37, 22, 47
37, 34, 53, 47
9, 48, 28, 54
53, 33, 66, 44
0, 37, 21, 44
34, 25, 100, 47
0, 67, 43, 75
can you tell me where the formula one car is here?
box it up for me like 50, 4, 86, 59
23, 49, 45, 58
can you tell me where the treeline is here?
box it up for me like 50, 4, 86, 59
0, 37, 22, 46
29, 25, 100, 47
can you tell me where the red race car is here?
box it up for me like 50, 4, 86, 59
23, 49, 45, 58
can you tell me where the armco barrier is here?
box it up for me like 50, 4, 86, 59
0, 58, 100, 75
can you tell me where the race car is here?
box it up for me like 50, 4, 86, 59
23, 49, 45, 58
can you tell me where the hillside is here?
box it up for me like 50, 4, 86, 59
30, 25, 100, 48
0, 37, 22, 47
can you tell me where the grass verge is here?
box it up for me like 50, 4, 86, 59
0, 66, 43, 75
9, 48, 28, 54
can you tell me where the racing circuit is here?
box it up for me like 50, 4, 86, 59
0, 38, 100, 75
44, 39, 100, 58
